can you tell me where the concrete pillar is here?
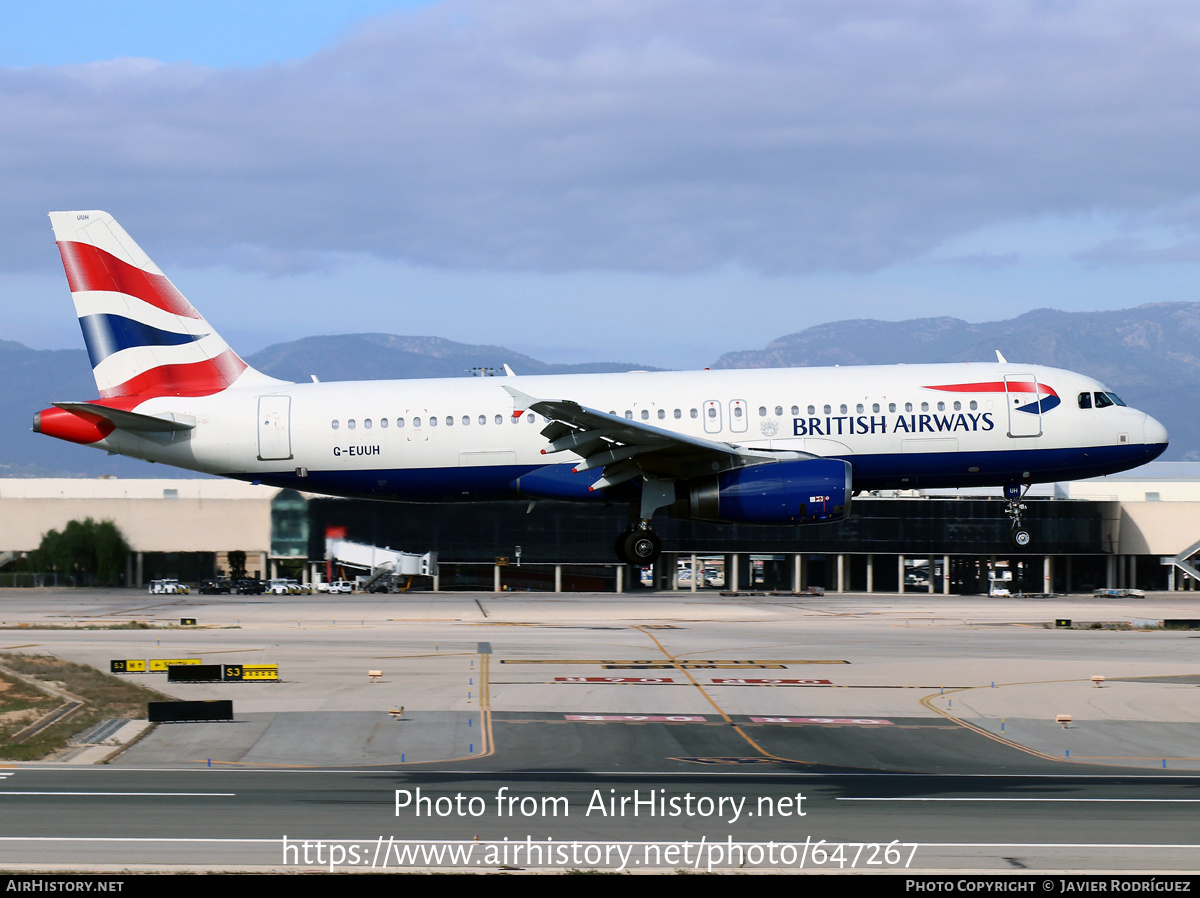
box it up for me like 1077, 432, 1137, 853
691, 554, 698, 593
943, 555, 951, 595
1043, 555, 1053, 595
494, 564, 502, 592
1065, 556, 1072, 595
866, 554, 874, 593
1130, 555, 1138, 590
1106, 555, 1116, 589
928, 556, 935, 594
260, 552, 269, 579
729, 554, 739, 593
135, 552, 144, 589
125, 553, 133, 589
432, 568, 440, 592
615, 565, 624, 593
555, 564, 563, 593
836, 554, 845, 594
898, 554, 905, 594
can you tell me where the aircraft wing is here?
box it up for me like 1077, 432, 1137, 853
504, 386, 807, 490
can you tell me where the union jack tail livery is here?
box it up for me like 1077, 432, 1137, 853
48, 210, 278, 408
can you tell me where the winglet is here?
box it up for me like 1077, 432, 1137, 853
502, 385, 539, 410
995, 350, 1008, 364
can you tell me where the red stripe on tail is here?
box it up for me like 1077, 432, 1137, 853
98, 348, 248, 406
56, 241, 200, 319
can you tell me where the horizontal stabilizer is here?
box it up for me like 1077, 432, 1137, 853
52, 402, 196, 432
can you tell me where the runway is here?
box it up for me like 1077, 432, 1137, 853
1, 588, 1198, 872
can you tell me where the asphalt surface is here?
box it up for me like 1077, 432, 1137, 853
1, 587, 1198, 872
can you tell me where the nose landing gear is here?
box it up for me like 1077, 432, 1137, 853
1005, 482, 1032, 549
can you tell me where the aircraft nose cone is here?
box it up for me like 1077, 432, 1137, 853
1145, 414, 1169, 448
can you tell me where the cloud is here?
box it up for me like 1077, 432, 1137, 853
4, 0, 1200, 276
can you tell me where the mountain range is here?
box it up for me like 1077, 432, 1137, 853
1, 302, 1192, 478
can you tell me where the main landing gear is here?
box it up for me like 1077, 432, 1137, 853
614, 525, 662, 565
1004, 482, 1032, 549
613, 477, 673, 565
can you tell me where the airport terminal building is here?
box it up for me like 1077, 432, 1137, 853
0, 463, 1197, 594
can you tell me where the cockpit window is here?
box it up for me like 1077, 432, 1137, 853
1094, 392, 1114, 409
1107, 392, 1127, 407
1078, 392, 1092, 410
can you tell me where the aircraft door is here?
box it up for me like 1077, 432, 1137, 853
703, 400, 722, 434
257, 395, 293, 460
1004, 375, 1042, 438
728, 399, 748, 433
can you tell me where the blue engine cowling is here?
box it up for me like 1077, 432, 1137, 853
673, 458, 852, 525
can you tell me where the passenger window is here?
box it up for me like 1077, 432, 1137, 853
478, 415, 485, 425
331, 420, 339, 430
969, 401, 977, 411
734, 406, 743, 418
839, 404, 847, 414
380, 418, 388, 429
463, 416, 470, 426
707, 408, 716, 418
429, 417, 437, 427
807, 405, 815, 415
920, 402, 929, 412
528, 414, 537, 423
905, 402, 913, 412
690, 409, 698, 419
626, 410, 634, 420
641, 410, 649, 420
873, 403, 880, 413
823, 405, 831, 414
758, 406, 767, 416
445, 416, 453, 426
791, 406, 799, 416
888, 403, 896, 413
348, 419, 356, 430
397, 418, 405, 428
856, 404, 864, 414
1078, 392, 1092, 409
364, 418, 372, 429
413, 417, 421, 427
494, 414, 503, 425
936, 402, 945, 412
674, 409, 681, 419
953, 401, 961, 411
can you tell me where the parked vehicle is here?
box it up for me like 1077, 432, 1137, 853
148, 578, 189, 595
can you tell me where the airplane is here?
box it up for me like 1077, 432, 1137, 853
33, 211, 1170, 563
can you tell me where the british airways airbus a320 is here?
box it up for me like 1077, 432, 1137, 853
33, 211, 1169, 563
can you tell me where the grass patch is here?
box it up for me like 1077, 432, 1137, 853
0, 653, 173, 761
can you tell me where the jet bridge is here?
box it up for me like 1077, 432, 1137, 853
325, 538, 437, 592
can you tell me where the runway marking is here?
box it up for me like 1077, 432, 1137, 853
0, 791, 234, 797
840, 801, 1200, 806
750, 717, 894, 726
713, 678, 832, 685
500, 659, 848, 665
556, 677, 677, 683
631, 627, 817, 767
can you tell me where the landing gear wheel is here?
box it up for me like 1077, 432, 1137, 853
622, 529, 662, 565
613, 532, 631, 564
1010, 528, 1032, 549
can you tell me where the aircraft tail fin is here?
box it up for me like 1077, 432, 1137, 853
48, 210, 285, 407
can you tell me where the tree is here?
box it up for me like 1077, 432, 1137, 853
30, 518, 130, 585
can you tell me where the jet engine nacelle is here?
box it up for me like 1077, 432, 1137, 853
671, 458, 852, 525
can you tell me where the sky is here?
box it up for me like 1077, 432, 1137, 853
4, 0, 1200, 370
